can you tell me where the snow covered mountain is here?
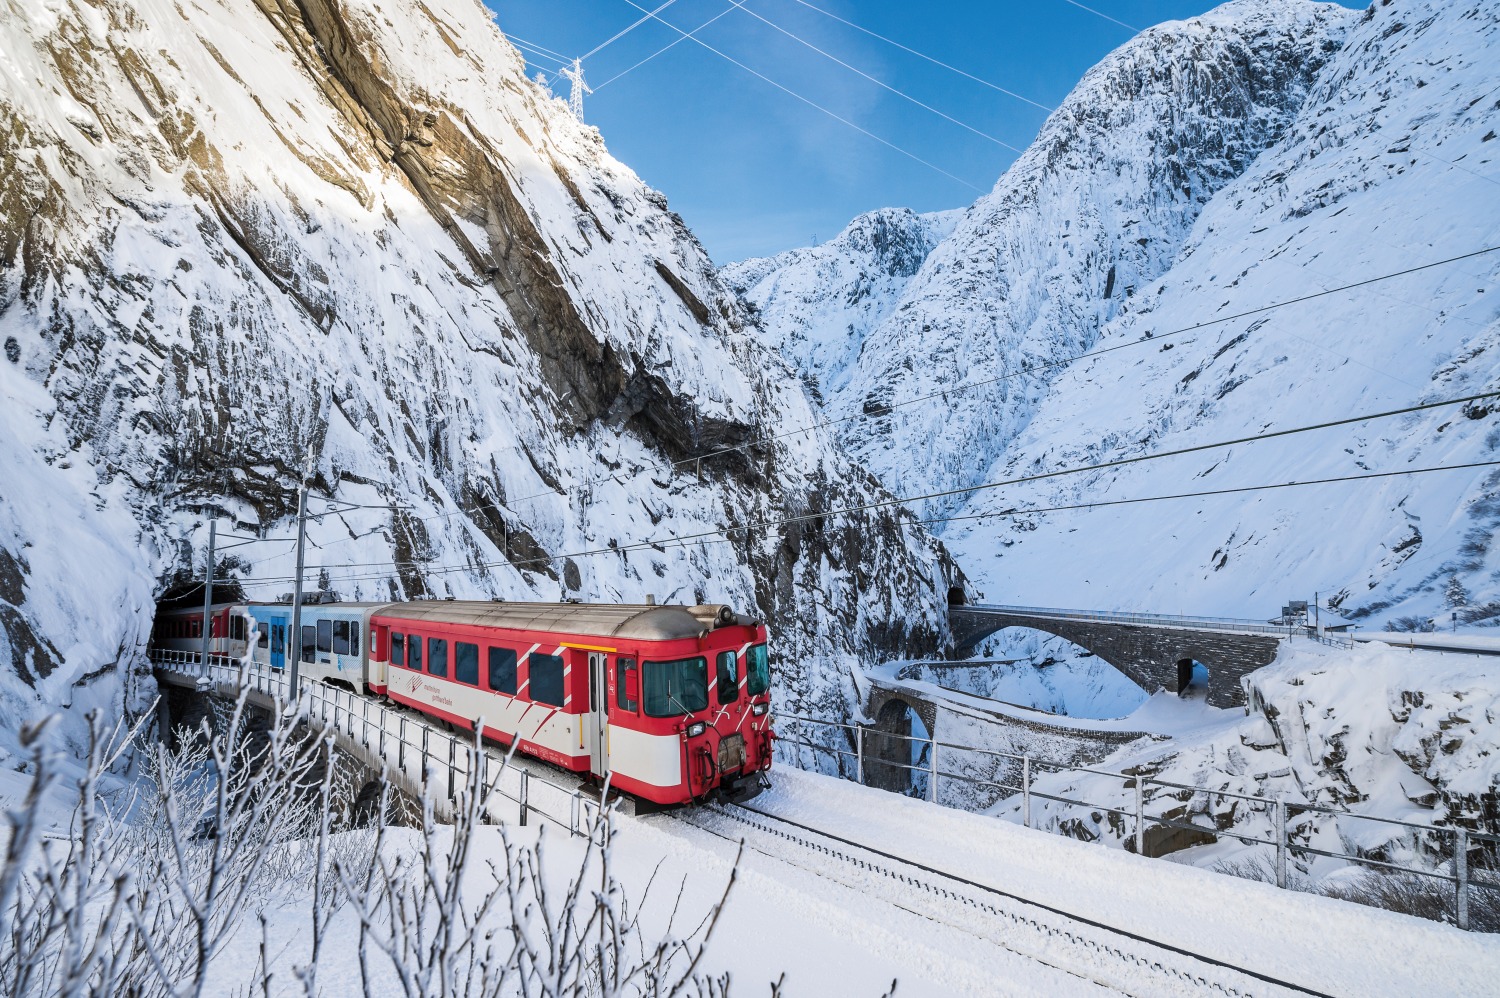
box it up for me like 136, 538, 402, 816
733, 0, 1500, 630
0, 0, 958, 738
727, 0, 1354, 515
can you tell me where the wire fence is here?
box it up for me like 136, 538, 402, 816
774, 713, 1500, 931
150, 650, 608, 838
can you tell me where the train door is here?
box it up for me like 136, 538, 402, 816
588, 652, 609, 779
269, 615, 288, 670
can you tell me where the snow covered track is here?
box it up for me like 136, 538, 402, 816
672, 803, 1325, 998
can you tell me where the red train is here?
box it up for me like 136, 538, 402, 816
153, 600, 773, 807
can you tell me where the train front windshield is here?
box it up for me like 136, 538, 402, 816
747, 644, 770, 695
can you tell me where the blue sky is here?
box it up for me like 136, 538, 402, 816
491, 0, 1361, 264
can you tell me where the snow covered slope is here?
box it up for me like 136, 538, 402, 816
737, 0, 1500, 630
0, 0, 957, 739
730, 0, 1355, 513
947, 0, 1500, 626
722, 207, 958, 402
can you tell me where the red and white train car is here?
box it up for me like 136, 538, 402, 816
151, 602, 250, 658
370, 601, 772, 806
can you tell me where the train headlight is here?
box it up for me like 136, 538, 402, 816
686, 721, 707, 737
751, 703, 768, 716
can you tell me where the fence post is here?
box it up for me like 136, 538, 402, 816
421, 725, 430, 788
477, 746, 489, 824
379, 706, 387, 759
1457, 828, 1470, 931
398, 715, 406, 774
929, 735, 938, 804
1275, 798, 1288, 889
519, 770, 530, 827
362, 699, 370, 749
570, 791, 580, 836
1022, 755, 1032, 829
855, 725, 864, 786
448, 736, 457, 802
1134, 777, 1145, 856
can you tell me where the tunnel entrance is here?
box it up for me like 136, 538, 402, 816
1175, 659, 1210, 699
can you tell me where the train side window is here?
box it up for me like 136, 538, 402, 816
642, 657, 708, 717
391, 632, 405, 666
301, 626, 316, 664
257, 623, 269, 648
747, 644, 770, 696
231, 616, 246, 642
408, 634, 423, 672
530, 653, 565, 707
488, 647, 517, 695
333, 620, 350, 656
455, 642, 479, 686
191, 619, 201, 639
716, 650, 740, 705
428, 637, 448, 678
616, 658, 638, 712
351, 623, 361, 658
317, 619, 333, 653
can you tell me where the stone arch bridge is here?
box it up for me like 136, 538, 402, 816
949, 604, 1292, 708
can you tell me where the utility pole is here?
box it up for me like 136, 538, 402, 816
199, 520, 216, 667
288, 485, 308, 698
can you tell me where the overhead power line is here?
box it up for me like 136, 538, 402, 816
239, 391, 1500, 590
505, 33, 570, 61
299, 242, 1500, 559
729, 0, 1031, 155
613, 0, 988, 193
581, 0, 681, 60
595, 2, 743, 91
917, 461, 1500, 527
786, 0, 1054, 113
1056, 0, 1140, 34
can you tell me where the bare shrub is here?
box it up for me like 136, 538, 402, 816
0, 692, 759, 996
1321, 869, 1500, 933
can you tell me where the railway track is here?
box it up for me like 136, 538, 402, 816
667, 802, 1334, 998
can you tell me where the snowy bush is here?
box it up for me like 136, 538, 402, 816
0, 694, 750, 997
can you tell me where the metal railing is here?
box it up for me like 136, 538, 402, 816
966, 603, 1298, 637
774, 712, 1500, 931
150, 651, 606, 837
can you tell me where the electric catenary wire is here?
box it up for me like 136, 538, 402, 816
240, 393, 1500, 589
613, 0, 988, 194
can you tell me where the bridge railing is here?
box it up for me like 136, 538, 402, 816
151, 652, 608, 837
964, 603, 1299, 637
774, 713, 1500, 931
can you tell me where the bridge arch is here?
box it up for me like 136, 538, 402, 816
948, 607, 1284, 708
865, 689, 937, 794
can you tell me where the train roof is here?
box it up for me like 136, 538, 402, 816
371, 601, 758, 642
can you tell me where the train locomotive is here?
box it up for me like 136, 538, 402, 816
152, 599, 773, 807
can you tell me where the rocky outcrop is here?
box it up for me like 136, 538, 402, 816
0, 0, 959, 739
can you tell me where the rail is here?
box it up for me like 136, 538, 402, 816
774, 712, 1500, 932
964, 603, 1299, 637
150, 650, 607, 837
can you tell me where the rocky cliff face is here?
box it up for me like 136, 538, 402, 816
728, 0, 1354, 519
0, 0, 957, 740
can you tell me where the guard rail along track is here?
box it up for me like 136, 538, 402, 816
678, 802, 1331, 998
152, 650, 609, 836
